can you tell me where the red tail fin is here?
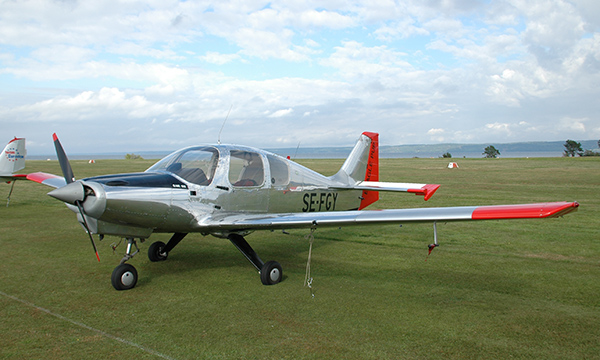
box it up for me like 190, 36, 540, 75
359, 132, 379, 210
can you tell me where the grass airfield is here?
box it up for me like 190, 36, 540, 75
1, 157, 599, 359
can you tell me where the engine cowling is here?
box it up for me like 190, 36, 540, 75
47, 180, 107, 219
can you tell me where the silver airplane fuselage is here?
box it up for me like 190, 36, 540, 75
62, 143, 364, 239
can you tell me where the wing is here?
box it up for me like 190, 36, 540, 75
199, 201, 579, 232
25, 172, 67, 188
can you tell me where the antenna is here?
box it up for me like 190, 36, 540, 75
218, 105, 233, 145
293, 141, 301, 160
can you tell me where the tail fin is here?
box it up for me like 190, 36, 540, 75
331, 132, 379, 209
0, 138, 26, 175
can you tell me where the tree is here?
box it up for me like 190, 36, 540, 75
442, 152, 452, 158
483, 145, 500, 158
563, 140, 583, 157
125, 153, 143, 160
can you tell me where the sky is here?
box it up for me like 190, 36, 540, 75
1, 0, 599, 155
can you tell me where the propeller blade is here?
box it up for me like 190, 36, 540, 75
75, 201, 100, 262
51, 134, 99, 262
53, 133, 75, 184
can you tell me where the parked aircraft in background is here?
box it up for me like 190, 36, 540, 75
24, 132, 578, 290
1, 137, 27, 206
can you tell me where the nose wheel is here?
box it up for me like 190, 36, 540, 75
111, 263, 138, 290
110, 237, 141, 290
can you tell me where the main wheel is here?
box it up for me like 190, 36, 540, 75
148, 241, 168, 262
111, 264, 138, 290
260, 260, 283, 285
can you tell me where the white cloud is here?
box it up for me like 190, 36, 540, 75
268, 108, 294, 118
559, 117, 587, 133
427, 128, 445, 135
485, 122, 512, 134
200, 51, 242, 65
427, 128, 446, 142
1, 0, 599, 154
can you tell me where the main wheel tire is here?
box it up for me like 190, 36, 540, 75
111, 264, 138, 290
148, 241, 168, 262
260, 260, 283, 285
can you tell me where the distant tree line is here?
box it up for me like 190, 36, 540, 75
439, 140, 600, 158
563, 140, 600, 157
443, 145, 501, 158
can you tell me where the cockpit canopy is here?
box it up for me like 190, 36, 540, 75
147, 145, 291, 188
147, 146, 219, 185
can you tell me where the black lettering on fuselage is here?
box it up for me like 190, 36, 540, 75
302, 192, 337, 212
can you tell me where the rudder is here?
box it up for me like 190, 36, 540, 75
0, 138, 26, 175
330, 132, 380, 209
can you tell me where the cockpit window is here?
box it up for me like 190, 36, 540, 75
229, 150, 264, 187
147, 147, 219, 186
267, 153, 289, 186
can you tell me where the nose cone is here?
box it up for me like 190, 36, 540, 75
48, 181, 85, 204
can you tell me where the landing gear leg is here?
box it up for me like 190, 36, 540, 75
427, 222, 439, 258
6, 181, 16, 207
228, 234, 283, 285
111, 238, 140, 290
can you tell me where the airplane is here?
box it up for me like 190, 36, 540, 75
24, 132, 578, 290
1, 137, 27, 206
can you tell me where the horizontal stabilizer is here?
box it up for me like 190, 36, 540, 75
332, 181, 440, 201
0, 174, 27, 183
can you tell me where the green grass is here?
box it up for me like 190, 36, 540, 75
1, 157, 599, 359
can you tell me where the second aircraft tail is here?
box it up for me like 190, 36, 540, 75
0, 137, 26, 176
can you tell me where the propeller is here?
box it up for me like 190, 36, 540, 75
50, 133, 100, 262
53, 133, 75, 184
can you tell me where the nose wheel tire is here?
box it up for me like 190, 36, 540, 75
260, 260, 283, 285
111, 263, 138, 290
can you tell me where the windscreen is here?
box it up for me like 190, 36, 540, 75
147, 147, 219, 186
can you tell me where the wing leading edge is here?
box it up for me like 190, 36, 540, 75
199, 201, 579, 232
25, 172, 66, 188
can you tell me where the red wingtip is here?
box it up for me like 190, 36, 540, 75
472, 201, 579, 220
52, 133, 58, 141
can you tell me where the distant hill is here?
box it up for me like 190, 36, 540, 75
269, 140, 600, 159
30, 140, 599, 160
